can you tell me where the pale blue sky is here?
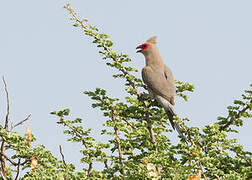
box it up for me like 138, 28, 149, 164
0, 0, 251, 170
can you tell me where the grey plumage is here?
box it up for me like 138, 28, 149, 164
137, 36, 181, 134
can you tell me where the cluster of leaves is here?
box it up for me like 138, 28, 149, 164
0, 79, 83, 179
0, 3, 251, 179
53, 4, 252, 179
0, 104, 76, 179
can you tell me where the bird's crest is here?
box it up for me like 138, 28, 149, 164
146, 36, 157, 44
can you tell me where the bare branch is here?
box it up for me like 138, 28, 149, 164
0, 77, 10, 178
59, 145, 67, 168
0, 153, 17, 166
10, 114, 31, 131
2, 77, 10, 130
14, 159, 21, 180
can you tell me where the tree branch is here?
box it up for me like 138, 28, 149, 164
10, 114, 31, 131
219, 101, 251, 131
111, 110, 124, 175
59, 145, 67, 168
214, 174, 220, 180
2, 77, 10, 130
0, 153, 17, 166
0, 171, 7, 180
119, 116, 135, 129
65, 5, 141, 99
0, 77, 10, 178
59, 118, 93, 176
146, 112, 156, 146
199, 162, 208, 180
14, 159, 21, 180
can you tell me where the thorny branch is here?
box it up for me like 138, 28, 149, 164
62, 4, 252, 179
111, 110, 124, 175
219, 100, 251, 131
181, 124, 209, 178
65, 5, 158, 171
59, 118, 93, 176
65, 5, 141, 99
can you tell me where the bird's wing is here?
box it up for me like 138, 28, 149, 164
164, 65, 175, 105
142, 66, 174, 103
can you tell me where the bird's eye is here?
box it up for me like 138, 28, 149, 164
143, 44, 147, 48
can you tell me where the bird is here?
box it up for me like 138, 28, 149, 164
136, 36, 181, 134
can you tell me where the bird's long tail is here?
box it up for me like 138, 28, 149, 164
155, 96, 182, 135
163, 104, 182, 135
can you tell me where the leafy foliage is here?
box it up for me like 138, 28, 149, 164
0, 3, 251, 179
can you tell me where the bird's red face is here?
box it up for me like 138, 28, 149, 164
136, 43, 150, 53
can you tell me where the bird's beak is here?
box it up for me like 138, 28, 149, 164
136, 45, 142, 53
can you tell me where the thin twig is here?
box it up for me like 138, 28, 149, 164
0, 153, 17, 166
59, 145, 69, 180
10, 114, 31, 131
120, 116, 135, 129
60, 119, 88, 148
59, 145, 67, 167
14, 159, 21, 180
111, 110, 124, 175
182, 123, 210, 179
87, 162, 92, 177
59, 118, 93, 176
104, 160, 115, 178
66, 7, 141, 99
213, 174, 220, 180
199, 162, 208, 180
104, 160, 109, 169
140, 95, 156, 150
3, 77, 10, 130
20, 159, 29, 166
235, 152, 252, 166
0, 77, 10, 178
220, 101, 251, 131
146, 112, 156, 145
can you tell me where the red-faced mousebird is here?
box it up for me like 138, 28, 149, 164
136, 36, 181, 134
